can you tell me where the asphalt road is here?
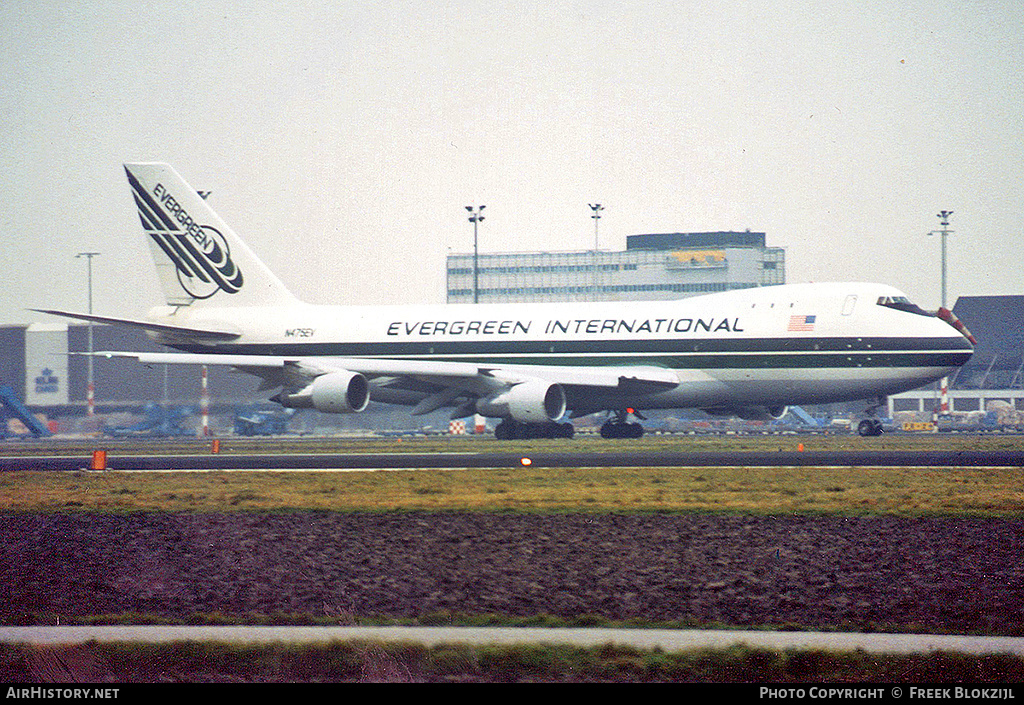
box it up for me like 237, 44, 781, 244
3, 448, 1024, 472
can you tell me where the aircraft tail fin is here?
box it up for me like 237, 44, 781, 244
124, 162, 299, 309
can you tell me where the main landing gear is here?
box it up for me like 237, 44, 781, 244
494, 418, 575, 440
492, 408, 648, 440
600, 409, 645, 439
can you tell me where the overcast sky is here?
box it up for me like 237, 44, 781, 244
2, 0, 1021, 325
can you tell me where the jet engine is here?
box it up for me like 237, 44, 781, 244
476, 381, 566, 423
274, 370, 370, 413
704, 405, 789, 421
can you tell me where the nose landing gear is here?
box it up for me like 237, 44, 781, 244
855, 397, 887, 437
857, 418, 884, 437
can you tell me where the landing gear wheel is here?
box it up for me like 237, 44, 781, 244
599, 409, 646, 439
494, 419, 575, 440
600, 421, 644, 439
495, 419, 516, 440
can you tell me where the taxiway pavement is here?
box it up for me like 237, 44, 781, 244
3, 448, 1024, 472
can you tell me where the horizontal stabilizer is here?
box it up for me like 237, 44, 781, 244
87, 351, 287, 367
32, 309, 241, 341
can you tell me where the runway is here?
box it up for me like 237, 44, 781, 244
4, 625, 1024, 656
3, 448, 1024, 472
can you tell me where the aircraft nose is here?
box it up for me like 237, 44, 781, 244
936, 307, 977, 345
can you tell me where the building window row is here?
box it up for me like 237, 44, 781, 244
449, 263, 626, 276
450, 259, 786, 277
448, 282, 758, 298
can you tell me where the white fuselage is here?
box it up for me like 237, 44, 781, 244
149, 282, 973, 413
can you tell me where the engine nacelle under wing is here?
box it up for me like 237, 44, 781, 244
476, 381, 566, 423
275, 370, 370, 413
704, 405, 789, 421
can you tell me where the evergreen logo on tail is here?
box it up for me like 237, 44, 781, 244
126, 166, 244, 299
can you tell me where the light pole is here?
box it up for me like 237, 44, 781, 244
928, 211, 954, 418
76, 251, 100, 416
466, 205, 485, 303
929, 210, 954, 308
589, 204, 603, 300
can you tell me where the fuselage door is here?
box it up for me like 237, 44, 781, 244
842, 294, 858, 316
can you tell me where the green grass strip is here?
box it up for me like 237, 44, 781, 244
3, 465, 1024, 517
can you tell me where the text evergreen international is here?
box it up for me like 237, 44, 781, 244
387, 317, 745, 337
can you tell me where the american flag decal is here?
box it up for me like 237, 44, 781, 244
788, 314, 816, 331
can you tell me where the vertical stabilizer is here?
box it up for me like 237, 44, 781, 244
125, 162, 298, 308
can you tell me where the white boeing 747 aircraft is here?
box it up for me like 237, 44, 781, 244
37, 163, 975, 439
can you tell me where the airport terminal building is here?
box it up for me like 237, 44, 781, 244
446, 231, 786, 304
0, 323, 263, 435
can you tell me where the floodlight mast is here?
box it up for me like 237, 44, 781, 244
930, 210, 954, 308
75, 251, 101, 416
466, 205, 485, 304
929, 210, 954, 418
589, 204, 603, 300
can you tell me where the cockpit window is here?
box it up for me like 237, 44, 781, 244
876, 296, 931, 316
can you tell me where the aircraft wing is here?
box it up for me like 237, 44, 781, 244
90, 351, 680, 415
32, 309, 241, 341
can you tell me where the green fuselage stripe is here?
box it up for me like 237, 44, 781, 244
180, 336, 972, 370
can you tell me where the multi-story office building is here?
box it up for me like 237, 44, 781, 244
446, 231, 785, 303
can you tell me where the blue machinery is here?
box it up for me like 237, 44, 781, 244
0, 385, 52, 438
